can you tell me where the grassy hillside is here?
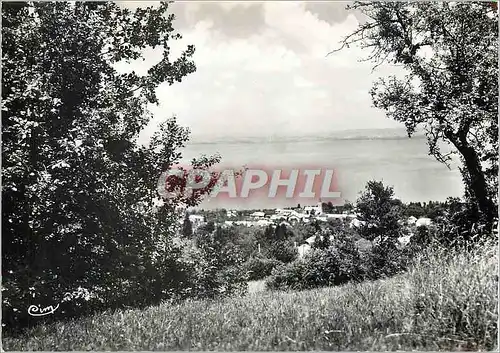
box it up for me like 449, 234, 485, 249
3, 241, 497, 351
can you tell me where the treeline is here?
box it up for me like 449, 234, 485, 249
265, 181, 497, 291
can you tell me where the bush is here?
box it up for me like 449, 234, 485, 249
244, 256, 282, 280
191, 228, 248, 299
363, 240, 410, 280
266, 234, 366, 291
265, 261, 307, 291
267, 240, 298, 263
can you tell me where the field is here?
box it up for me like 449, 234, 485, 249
3, 241, 498, 351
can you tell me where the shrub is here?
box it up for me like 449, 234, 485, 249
267, 240, 298, 263
265, 261, 307, 291
191, 228, 248, 299
244, 256, 282, 281
363, 240, 410, 280
266, 234, 366, 290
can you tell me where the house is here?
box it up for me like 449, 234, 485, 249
305, 235, 316, 245
324, 213, 352, 220
288, 216, 299, 224
304, 204, 322, 216
189, 214, 205, 229
275, 209, 295, 218
250, 211, 265, 219
407, 216, 418, 225
415, 217, 432, 227
256, 219, 273, 227
296, 243, 311, 258
350, 218, 365, 228
270, 214, 286, 222
397, 235, 412, 246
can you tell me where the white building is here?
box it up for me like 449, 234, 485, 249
397, 235, 412, 246
407, 216, 418, 225
250, 211, 265, 219
304, 201, 322, 216
256, 219, 273, 227
349, 218, 365, 228
416, 217, 432, 227
189, 214, 205, 229
270, 214, 286, 222
296, 243, 311, 259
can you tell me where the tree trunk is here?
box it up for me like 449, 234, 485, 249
457, 144, 496, 231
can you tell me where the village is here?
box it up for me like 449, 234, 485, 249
181, 201, 433, 258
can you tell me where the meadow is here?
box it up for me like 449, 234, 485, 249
3, 240, 497, 351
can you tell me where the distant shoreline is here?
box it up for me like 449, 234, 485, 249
187, 128, 426, 145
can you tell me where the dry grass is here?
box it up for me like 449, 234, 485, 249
3, 240, 497, 351
247, 280, 266, 294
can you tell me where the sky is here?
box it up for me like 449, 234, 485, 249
116, 1, 408, 143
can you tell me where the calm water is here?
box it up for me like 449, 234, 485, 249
179, 129, 464, 210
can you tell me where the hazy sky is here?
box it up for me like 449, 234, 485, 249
116, 1, 407, 142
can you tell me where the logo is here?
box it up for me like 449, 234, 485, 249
157, 164, 342, 206
27, 304, 59, 317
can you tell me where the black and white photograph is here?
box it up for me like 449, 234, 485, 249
2, 0, 498, 350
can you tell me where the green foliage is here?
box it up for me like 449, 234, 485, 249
266, 233, 367, 291
355, 180, 404, 241
244, 255, 282, 281
1, 1, 226, 332
182, 215, 193, 237
190, 226, 248, 299
363, 241, 410, 280
267, 240, 298, 264
337, 2, 498, 231
3, 241, 497, 351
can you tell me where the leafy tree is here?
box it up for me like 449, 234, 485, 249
312, 234, 324, 249
192, 226, 247, 298
343, 201, 354, 213
197, 221, 216, 235
2, 1, 218, 331
268, 240, 298, 263
182, 215, 193, 237
274, 223, 288, 241
332, 2, 498, 232
321, 201, 334, 213
290, 221, 317, 244
403, 202, 426, 219
232, 225, 260, 260
312, 232, 331, 250
355, 180, 404, 242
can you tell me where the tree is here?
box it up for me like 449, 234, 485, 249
343, 201, 354, 214
193, 226, 247, 298
268, 241, 298, 263
182, 215, 193, 237
332, 2, 498, 232
274, 223, 288, 241
2, 1, 219, 330
355, 180, 404, 242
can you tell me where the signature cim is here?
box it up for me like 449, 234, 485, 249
27, 304, 59, 317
